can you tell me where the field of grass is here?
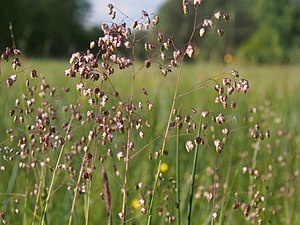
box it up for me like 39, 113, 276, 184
1, 57, 300, 225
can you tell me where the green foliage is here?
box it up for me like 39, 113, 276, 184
238, 0, 300, 63
238, 25, 283, 63
1, 60, 300, 224
157, 1, 194, 48
157, 0, 227, 60
157, 0, 300, 63
0, 0, 96, 57
1, 0, 300, 223
156, 0, 257, 61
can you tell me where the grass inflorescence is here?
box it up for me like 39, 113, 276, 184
1, 1, 300, 225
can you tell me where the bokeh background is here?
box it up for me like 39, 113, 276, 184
1, 0, 300, 63
1, 1, 300, 224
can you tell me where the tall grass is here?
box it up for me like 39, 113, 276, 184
1, 57, 299, 224
1, 2, 300, 225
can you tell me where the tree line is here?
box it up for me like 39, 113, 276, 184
0, 0, 99, 57
157, 0, 300, 63
1, 0, 300, 63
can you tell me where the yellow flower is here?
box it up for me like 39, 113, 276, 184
131, 198, 141, 209
224, 54, 233, 63
160, 163, 169, 173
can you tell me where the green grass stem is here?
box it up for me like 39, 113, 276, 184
39, 116, 74, 225
176, 127, 181, 225
187, 117, 202, 225
147, 59, 184, 225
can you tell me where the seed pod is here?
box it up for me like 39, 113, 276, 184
212, 211, 218, 219
199, 27, 205, 37
111, 11, 116, 19
157, 32, 163, 43
222, 128, 230, 137
171, 59, 178, 67
185, 44, 194, 58
132, 21, 138, 29
185, 140, 194, 152
231, 69, 239, 77
194, 0, 202, 6
232, 202, 241, 209
214, 11, 221, 19
195, 136, 204, 145
161, 68, 168, 77
251, 129, 259, 139
243, 204, 251, 217
152, 15, 159, 26
217, 28, 224, 36
30, 69, 38, 78
202, 122, 208, 130
213, 138, 222, 153
90, 41, 96, 49
1, 52, 8, 61
6, 78, 13, 87
266, 129, 270, 138
231, 100, 237, 109
124, 41, 131, 48
223, 12, 230, 22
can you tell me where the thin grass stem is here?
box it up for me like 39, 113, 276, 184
85, 113, 99, 225
176, 126, 181, 225
121, 31, 136, 224
39, 115, 74, 225
147, 58, 184, 225
187, 117, 202, 225
32, 164, 45, 225
68, 152, 86, 225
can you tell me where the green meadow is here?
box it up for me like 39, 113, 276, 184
1, 58, 300, 225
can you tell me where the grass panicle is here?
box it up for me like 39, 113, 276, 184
0, 2, 298, 225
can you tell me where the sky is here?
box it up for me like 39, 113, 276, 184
87, 0, 166, 26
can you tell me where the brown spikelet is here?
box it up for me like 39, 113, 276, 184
102, 167, 112, 225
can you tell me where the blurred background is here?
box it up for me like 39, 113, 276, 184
1, 0, 300, 63
1, 2, 300, 224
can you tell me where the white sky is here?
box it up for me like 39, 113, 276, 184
87, 0, 166, 26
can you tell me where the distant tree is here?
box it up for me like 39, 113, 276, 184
0, 0, 93, 57
238, 0, 300, 63
156, 0, 256, 61
157, 0, 194, 48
